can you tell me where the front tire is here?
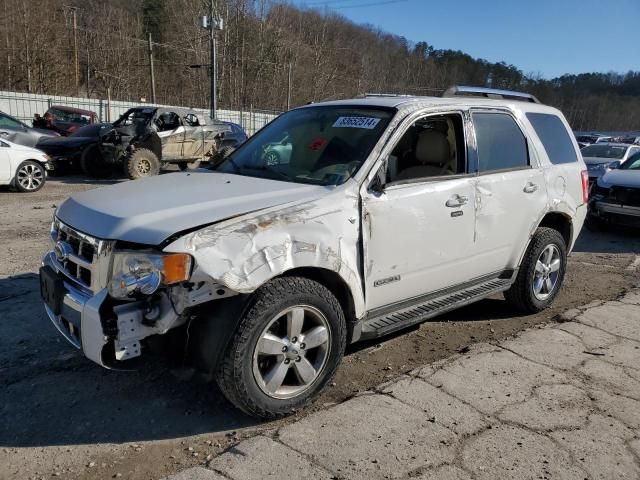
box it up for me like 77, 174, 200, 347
216, 277, 346, 419
504, 227, 567, 313
124, 148, 160, 179
15, 160, 46, 192
80, 144, 112, 178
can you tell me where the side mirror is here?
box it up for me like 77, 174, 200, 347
608, 160, 621, 170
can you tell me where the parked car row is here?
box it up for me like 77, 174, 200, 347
0, 105, 249, 191
575, 132, 640, 149
582, 143, 640, 184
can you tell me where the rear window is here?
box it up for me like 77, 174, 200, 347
526, 113, 578, 164
473, 112, 529, 173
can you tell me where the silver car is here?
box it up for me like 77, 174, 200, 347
582, 143, 640, 182
588, 151, 640, 228
0, 111, 59, 147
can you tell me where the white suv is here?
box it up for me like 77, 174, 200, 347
40, 87, 588, 418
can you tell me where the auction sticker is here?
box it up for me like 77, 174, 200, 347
333, 116, 381, 129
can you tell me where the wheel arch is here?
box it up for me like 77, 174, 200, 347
515, 210, 574, 270
281, 266, 357, 329
537, 211, 573, 248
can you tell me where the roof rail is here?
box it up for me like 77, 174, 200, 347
442, 85, 541, 104
363, 93, 414, 98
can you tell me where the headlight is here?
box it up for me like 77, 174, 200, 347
108, 252, 192, 299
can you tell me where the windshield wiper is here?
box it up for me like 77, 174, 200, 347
261, 166, 295, 182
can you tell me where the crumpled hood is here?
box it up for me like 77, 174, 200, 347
599, 169, 640, 189
56, 171, 328, 245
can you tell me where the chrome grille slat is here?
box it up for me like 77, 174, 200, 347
50, 218, 114, 293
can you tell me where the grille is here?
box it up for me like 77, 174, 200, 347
51, 219, 110, 292
610, 187, 640, 208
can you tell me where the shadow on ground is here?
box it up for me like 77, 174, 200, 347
0, 273, 257, 448
572, 223, 640, 254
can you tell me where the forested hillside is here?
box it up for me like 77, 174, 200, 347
1, 0, 638, 130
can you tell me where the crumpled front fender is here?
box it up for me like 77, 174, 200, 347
163, 187, 366, 318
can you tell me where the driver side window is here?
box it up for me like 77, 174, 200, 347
387, 113, 466, 183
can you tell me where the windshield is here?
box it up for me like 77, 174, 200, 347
216, 106, 394, 186
621, 153, 640, 170
49, 108, 92, 125
581, 144, 627, 159
114, 108, 155, 127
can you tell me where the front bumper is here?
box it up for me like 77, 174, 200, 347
590, 201, 640, 228
42, 251, 109, 366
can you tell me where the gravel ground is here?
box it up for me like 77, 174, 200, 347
1, 176, 639, 480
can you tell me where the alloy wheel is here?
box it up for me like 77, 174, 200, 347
532, 244, 561, 300
16, 164, 44, 191
252, 305, 331, 399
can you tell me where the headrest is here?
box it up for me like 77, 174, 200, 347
415, 129, 450, 166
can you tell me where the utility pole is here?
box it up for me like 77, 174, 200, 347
287, 62, 293, 111
148, 32, 157, 104
71, 7, 79, 96
200, 2, 223, 119
22, 0, 31, 92
209, 0, 217, 119
4, 0, 10, 89
86, 48, 90, 96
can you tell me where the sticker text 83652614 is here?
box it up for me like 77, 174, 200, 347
333, 116, 381, 129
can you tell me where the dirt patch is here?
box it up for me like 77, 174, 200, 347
1, 177, 639, 480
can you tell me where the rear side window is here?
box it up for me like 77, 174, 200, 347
473, 112, 529, 173
526, 113, 578, 164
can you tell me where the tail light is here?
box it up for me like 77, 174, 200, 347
581, 170, 589, 204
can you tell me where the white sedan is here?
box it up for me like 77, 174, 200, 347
0, 138, 52, 192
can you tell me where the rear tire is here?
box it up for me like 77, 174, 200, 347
504, 227, 567, 313
124, 148, 160, 179
80, 144, 112, 178
215, 277, 346, 419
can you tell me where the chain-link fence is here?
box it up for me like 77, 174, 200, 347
0, 90, 280, 136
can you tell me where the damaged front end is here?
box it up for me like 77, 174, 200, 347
42, 217, 238, 368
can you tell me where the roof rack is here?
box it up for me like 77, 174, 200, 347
363, 93, 414, 98
442, 85, 541, 104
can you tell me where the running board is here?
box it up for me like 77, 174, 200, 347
360, 278, 513, 340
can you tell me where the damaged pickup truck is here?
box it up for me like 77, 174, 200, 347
41, 87, 588, 418
97, 107, 236, 179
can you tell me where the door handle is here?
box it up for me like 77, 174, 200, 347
446, 194, 469, 208
523, 182, 539, 194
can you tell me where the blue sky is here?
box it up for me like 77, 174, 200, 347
290, 0, 639, 79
